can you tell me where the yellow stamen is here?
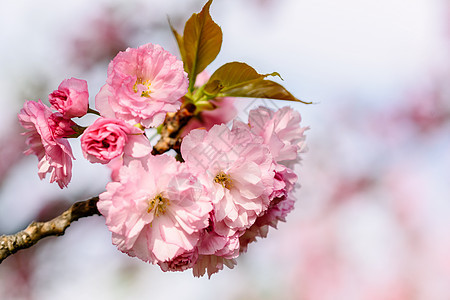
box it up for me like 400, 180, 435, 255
148, 193, 170, 216
133, 78, 152, 97
214, 171, 233, 189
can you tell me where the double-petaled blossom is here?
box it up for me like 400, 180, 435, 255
17, 100, 75, 188
80, 117, 151, 164
181, 124, 276, 238
95, 43, 188, 128
246, 106, 308, 163
97, 154, 213, 264
49, 77, 89, 118
179, 118, 304, 276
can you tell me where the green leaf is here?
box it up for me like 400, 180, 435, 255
204, 62, 311, 103
183, 0, 222, 91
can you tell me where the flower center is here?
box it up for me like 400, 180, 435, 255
214, 171, 233, 189
148, 193, 170, 217
133, 78, 152, 97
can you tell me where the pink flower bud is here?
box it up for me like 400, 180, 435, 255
80, 117, 151, 164
49, 77, 89, 118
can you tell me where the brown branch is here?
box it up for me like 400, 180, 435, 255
152, 102, 196, 155
0, 196, 100, 264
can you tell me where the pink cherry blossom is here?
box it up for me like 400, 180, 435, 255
181, 124, 276, 237
95, 43, 188, 128
97, 155, 212, 264
17, 100, 74, 188
80, 117, 151, 164
246, 106, 308, 163
49, 77, 89, 118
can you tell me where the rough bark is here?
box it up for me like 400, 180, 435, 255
0, 196, 100, 264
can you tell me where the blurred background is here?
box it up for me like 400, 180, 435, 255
1, 0, 449, 299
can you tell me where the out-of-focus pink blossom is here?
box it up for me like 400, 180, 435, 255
17, 100, 74, 188
97, 155, 212, 264
95, 43, 188, 128
0, 128, 26, 185
181, 124, 275, 237
246, 106, 308, 163
69, 7, 130, 71
49, 78, 89, 118
194, 70, 211, 86
80, 117, 151, 164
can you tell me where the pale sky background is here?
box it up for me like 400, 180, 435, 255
0, 1, 448, 299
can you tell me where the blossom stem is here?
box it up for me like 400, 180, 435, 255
0, 196, 100, 264
152, 102, 196, 155
87, 108, 101, 116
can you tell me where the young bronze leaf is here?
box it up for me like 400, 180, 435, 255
168, 19, 186, 65
204, 62, 296, 101
183, 0, 222, 90
220, 79, 312, 104
204, 62, 261, 95
204, 62, 283, 96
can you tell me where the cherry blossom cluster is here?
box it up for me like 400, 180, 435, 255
17, 41, 307, 276
98, 106, 307, 277
17, 3, 308, 276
